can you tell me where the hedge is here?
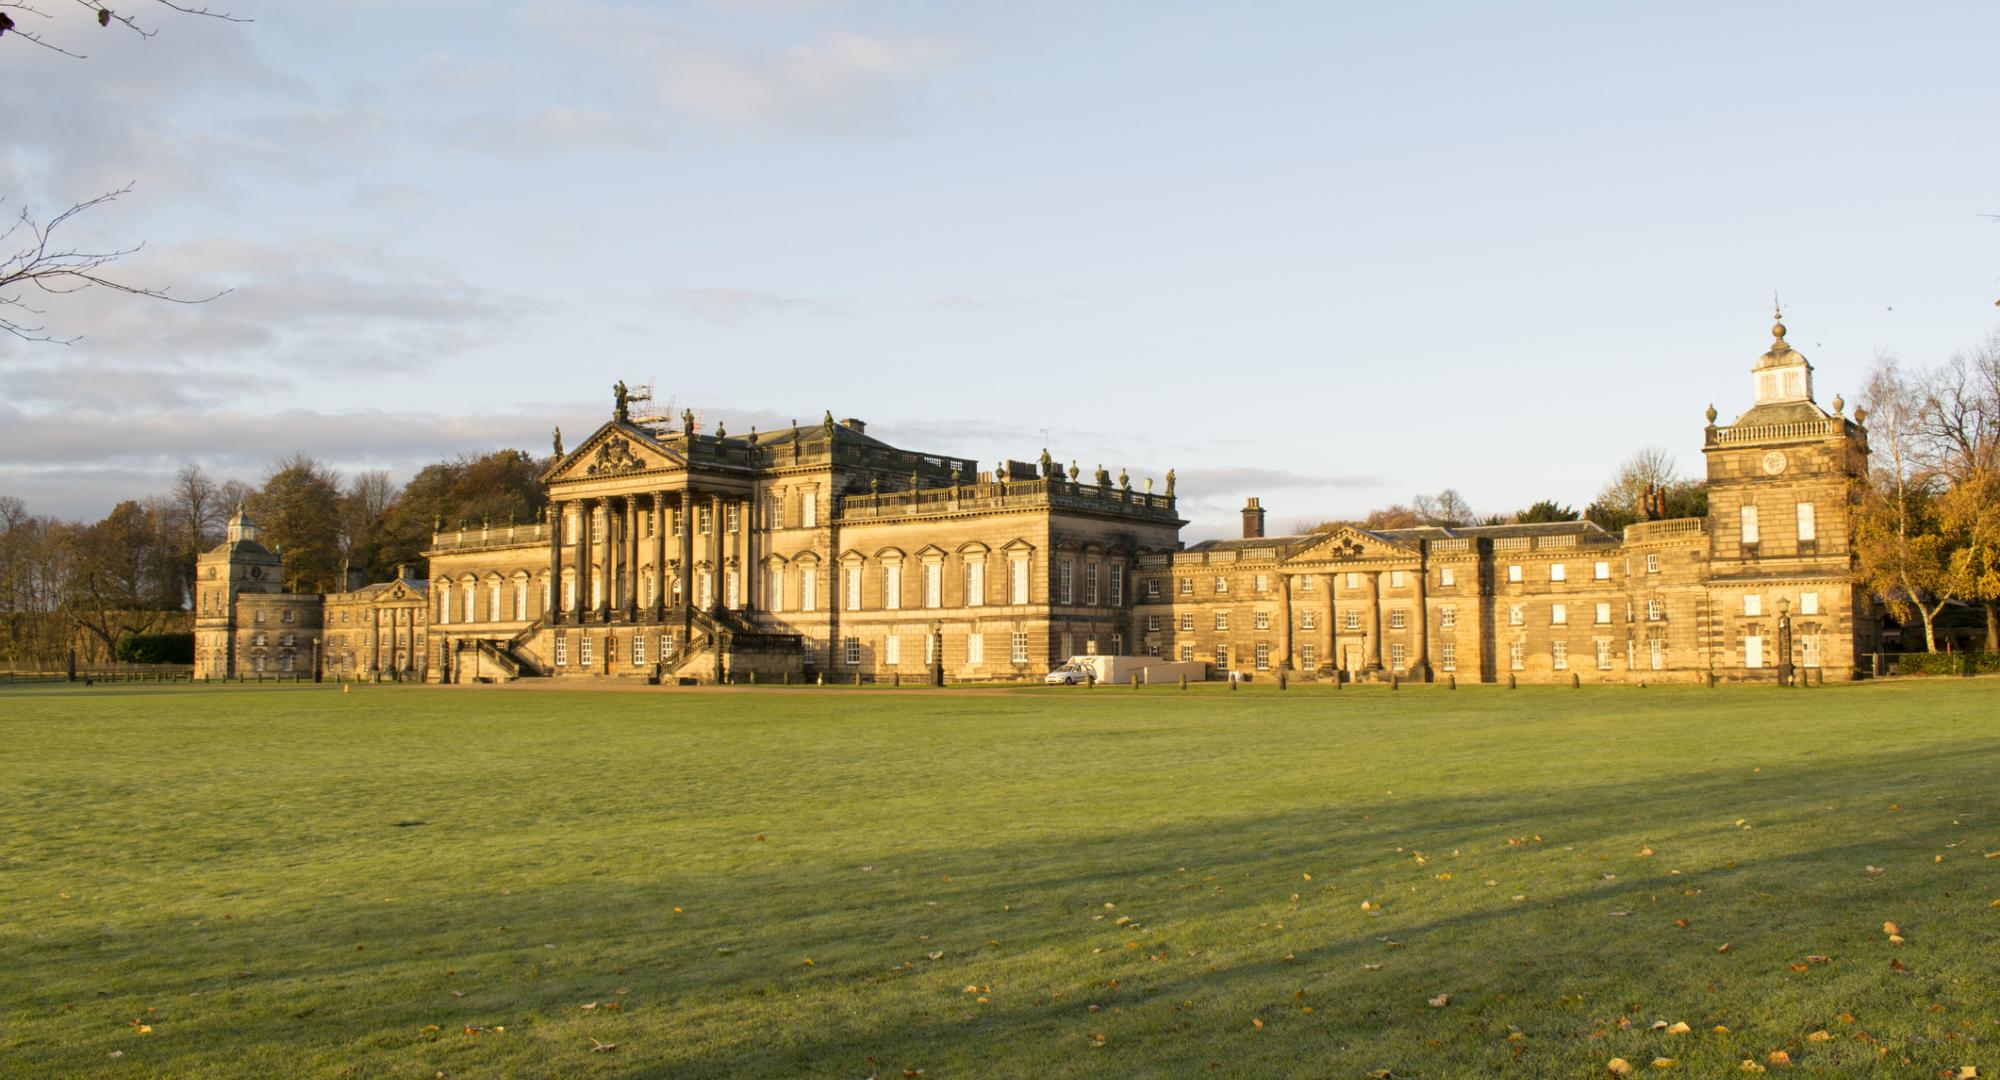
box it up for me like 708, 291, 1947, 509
115, 632, 195, 665
1895, 651, 2000, 676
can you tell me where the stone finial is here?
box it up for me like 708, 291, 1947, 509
1068, 461, 1080, 482
1705, 403, 1718, 424
715, 421, 727, 439
1144, 476, 1154, 493
1854, 406, 1868, 425
748, 426, 758, 444
870, 477, 881, 494
1831, 394, 1845, 416
910, 469, 920, 492
1119, 467, 1130, 489
995, 464, 1008, 483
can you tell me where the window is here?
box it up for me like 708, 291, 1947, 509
1741, 504, 1760, 544
1800, 591, 1819, 616
632, 634, 646, 666
1215, 644, 1229, 667
1390, 570, 1405, 588
281, 654, 294, 672
1299, 575, 1313, 592
1551, 641, 1568, 670
1647, 598, 1664, 621
696, 571, 711, 609
1596, 639, 1612, 670
769, 499, 782, 531
1744, 594, 1762, 617
1085, 563, 1099, 605
1388, 610, 1406, 630
1646, 553, 1660, 573
515, 579, 528, 619
1215, 612, 1230, 631
1796, 502, 1816, 543
1344, 572, 1360, 591
1110, 565, 1124, 606
1441, 642, 1456, 672
844, 566, 861, 611
1214, 575, 1228, 594
1801, 634, 1821, 668
967, 633, 984, 664
768, 568, 785, 612
1649, 637, 1663, 670
1508, 564, 1523, 583
590, 513, 602, 542
801, 637, 816, 668
282, 609, 295, 624
1440, 567, 1455, 587
1180, 614, 1194, 631
726, 569, 740, 609
924, 633, 937, 667
1011, 633, 1029, 664
1389, 643, 1405, 669
885, 564, 902, 610
800, 566, 818, 612
439, 589, 451, 624
1550, 563, 1567, 582
1594, 602, 1611, 625
1146, 614, 1160, 632
1146, 578, 1162, 598
1180, 645, 1195, 662
800, 490, 818, 529
1255, 642, 1271, 671
844, 637, 860, 667
579, 635, 592, 667
1509, 641, 1524, 671
672, 509, 683, 536
726, 504, 740, 533
1301, 610, 1318, 630
1254, 611, 1270, 630
1255, 574, 1269, 593
967, 561, 986, 607
661, 633, 674, 662
1301, 643, 1317, 668
1110, 633, 1123, 656
697, 507, 712, 535
885, 635, 901, 666
1059, 560, 1074, 604
1593, 561, 1610, 581
1343, 610, 1361, 630
1180, 578, 1194, 595
1440, 606, 1456, 630
280, 632, 295, 647
1743, 634, 1764, 669
1551, 603, 1567, 625
924, 563, 943, 608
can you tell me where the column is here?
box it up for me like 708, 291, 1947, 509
1410, 554, 1429, 680
547, 501, 563, 624
711, 493, 723, 609
623, 495, 639, 620
1366, 570, 1384, 670
602, 497, 618, 622
572, 498, 590, 621
1321, 573, 1337, 674
1276, 572, 1294, 670
743, 492, 758, 614
652, 492, 667, 620
679, 488, 695, 633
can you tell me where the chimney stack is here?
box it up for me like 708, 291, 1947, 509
1242, 497, 1266, 539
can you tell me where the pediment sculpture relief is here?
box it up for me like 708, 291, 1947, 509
585, 436, 645, 475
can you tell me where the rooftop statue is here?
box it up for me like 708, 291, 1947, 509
613, 380, 630, 422
552, 426, 564, 458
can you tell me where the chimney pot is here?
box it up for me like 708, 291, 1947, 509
1242, 497, 1267, 539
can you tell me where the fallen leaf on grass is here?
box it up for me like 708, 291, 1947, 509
1652, 1059, 1676, 1070
1608, 1059, 1634, 1077
1766, 1050, 1791, 1067
1807, 1030, 1833, 1042
1666, 1021, 1690, 1034
420, 1025, 440, 1034
1954, 1067, 1977, 1079
927, 951, 943, 961
1361, 963, 1383, 971
1866, 866, 1885, 875
1716, 943, 1731, 953
1251, 1018, 1264, 1030
1427, 994, 1450, 1008
1713, 1025, 1731, 1034
1740, 1062, 1765, 1074
590, 1039, 618, 1053
1882, 921, 1900, 935
1637, 847, 1654, 858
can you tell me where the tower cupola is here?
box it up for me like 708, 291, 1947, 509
1752, 305, 1815, 405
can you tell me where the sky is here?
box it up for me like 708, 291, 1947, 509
3, 0, 1997, 539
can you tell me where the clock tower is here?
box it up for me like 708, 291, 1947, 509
1700, 309, 1872, 678
193, 506, 286, 679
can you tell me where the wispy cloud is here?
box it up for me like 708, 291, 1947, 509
659, 287, 847, 325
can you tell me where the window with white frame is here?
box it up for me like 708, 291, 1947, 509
1441, 642, 1456, 671
1343, 610, 1361, 630
1146, 578, 1162, 598
1799, 591, 1819, 615
1085, 562, 1099, 605
1509, 641, 1524, 671
1255, 642, 1271, 670
1743, 634, 1764, 668
1301, 610, 1318, 630
1388, 609, 1406, 630
1551, 603, 1567, 625
1180, 644, 1194, 662
579, 634, 593, 667
967, 632, 984, 664
515, 579, 529, 619
1390, 570, 1405, 588
1801, 634, 1821, 668
800, 490, 817, 529
1180, 577, 1194, 595
884, 635, 901, 666
1649, 637, 1663, 670
1508, 564, 1523, 583
1440, 567, 1455, 587
696, 571, 711, 609
1646, 553, 1660, 573
660, 633, 674, 662
1214, 612, 1229, 631
885, 564, 902, 610
1146, 614, 1160, 632
1551, 641, 1567, 670
844, 566, 861, 611
1254, 574, 1268, 593
1301, 643, 1317, 668
1647, 598, 1664, 621
768, 568, 785, 612
698, 507, 711, 535
726, 504, 740, 533
1345, 572, 1360, 590
1110, 633, 1122, 655
924, 633, 936, 667
1744, 593, 1761, 617
632, 634, 645, 666
1180, 613, 1194, 631
967, 560, 986, 607
489, 581, 501, 619
726, 569, 740, 609
769, 499, 783, 531
1594, 561, 1610, 581
800, 566, 818, 612
1796, 502, 1816, 543
1011, 633, 1029, 664
439, 589, 451, 624
1389, 643, 1405, 669
1594, 602, 1611, 625
924, 562, 943, 608
1110, 565, 1124, 606
1550, 563, 1566, 582
463, 582, 476, 622
844, 637, 860, 666
1254, 611, 1270, 630
1440, 606, 1456, 630
1741, 504, 1759, 544
1215, 575, 1228, 594
1059, 560, 1073, 605
1215, 644, 1228, 667
1299, 575, 1313, 592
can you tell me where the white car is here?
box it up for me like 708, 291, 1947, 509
1044, 666, 1090, 685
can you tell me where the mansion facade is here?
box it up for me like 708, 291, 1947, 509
195, 314, 1876, 684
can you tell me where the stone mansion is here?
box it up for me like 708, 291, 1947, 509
194, 315, 1875, 684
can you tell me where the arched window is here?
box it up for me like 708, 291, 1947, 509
489, 580, 502, 621
514, 576, 529, 620
462, 581, 476, 622
439, 588, 451, 624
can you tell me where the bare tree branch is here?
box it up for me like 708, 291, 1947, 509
0, 185, 230, 343
0, 0, 248, 58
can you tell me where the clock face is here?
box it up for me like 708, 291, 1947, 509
1760, 450, 1788, 476
249, 565, 264, 579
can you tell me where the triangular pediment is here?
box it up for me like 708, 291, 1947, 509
544, 421, 685, 484
1285, 526, 1419, 564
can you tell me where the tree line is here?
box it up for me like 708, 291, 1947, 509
0, 449, 548, 667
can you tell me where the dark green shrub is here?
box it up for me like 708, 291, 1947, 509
116, 632, 194, 665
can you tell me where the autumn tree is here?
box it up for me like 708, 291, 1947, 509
1584, 447, 1707, 532
250, 455, 343, 592
1852, 356, 1961, 652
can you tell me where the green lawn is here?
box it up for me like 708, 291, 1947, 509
1, 680, 1996, 1079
